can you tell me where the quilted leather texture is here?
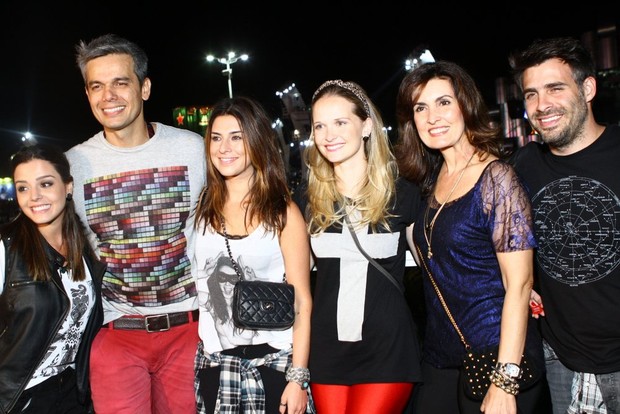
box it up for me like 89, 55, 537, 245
233, 281, 295, 330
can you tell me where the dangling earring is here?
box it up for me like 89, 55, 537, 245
362, 134, 371, 160
66, 193, 73, 201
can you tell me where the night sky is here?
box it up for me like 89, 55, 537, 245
1, 1, 616, 177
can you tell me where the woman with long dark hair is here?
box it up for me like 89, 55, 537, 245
193, 96, 314, 414
395, 61, 545, 414
0, 143, 105, 413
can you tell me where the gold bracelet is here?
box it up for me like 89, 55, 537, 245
489, 369, 520, 395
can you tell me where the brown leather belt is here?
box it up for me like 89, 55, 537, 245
103, 310, 199, 332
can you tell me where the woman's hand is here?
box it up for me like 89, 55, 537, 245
480, 384, 517, 414
279, 382, 308, 414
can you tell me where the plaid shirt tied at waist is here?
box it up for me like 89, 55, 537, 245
194, 341, 316, 414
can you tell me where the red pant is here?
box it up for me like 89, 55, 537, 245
90, 321, 199, 414
311, 382, 414, 414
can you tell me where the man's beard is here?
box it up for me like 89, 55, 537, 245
536, 93, 588, 150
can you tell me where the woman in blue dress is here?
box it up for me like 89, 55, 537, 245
395, 61, 545, 414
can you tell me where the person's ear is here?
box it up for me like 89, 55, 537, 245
583, 76, 597, 103
142, 77, 152, 101
66, 182, 74, 201
362, 118, 373, 138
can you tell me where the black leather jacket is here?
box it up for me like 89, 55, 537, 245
0, 234, 106, 413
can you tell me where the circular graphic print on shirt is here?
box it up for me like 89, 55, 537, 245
532, 176, 620, 286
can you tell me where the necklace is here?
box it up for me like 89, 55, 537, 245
423, 153, 475, 259
221, 217, 243, 279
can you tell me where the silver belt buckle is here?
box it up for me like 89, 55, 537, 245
145, 314, 170, 332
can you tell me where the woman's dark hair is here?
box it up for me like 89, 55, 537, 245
194, 96, 290, 235
206, 255, 243, 323
4, 144, 92, 281
394, 61, 501, 196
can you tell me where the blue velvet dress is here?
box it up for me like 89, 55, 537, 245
412, 160, 538, 368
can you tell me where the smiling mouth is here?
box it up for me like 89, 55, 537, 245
31, 204, 51, 212
536, 114, 561, 123
102, 106, 125, 114
428, 126, 449, 135
325, 143, 344, 151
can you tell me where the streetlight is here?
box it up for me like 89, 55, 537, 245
206, 52, 249, 98
405, 48, 435, 71
21, 131, 37, 146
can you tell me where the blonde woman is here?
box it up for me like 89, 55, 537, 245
296, 80, 422, 414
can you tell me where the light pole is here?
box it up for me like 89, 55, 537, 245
21, 131, 37, 146
206, 52, 249, 98
404, 48, 435, 71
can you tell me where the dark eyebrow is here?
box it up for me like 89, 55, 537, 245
211, 130, 243, 136
14, 174, 55, 184
523, 82, 567, 95
545, 81, 567, 89
87, 76, 132, 87
435, 94, 453, 102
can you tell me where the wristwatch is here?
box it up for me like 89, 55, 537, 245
496, 362, 522, 379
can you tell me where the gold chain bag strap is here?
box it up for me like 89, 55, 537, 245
414, 243, 539, 400
222, 218, 295, 330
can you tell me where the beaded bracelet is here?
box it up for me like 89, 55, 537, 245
285, 366, 310, 390
489, 369, 520, 395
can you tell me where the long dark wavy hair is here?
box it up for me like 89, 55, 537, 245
394, 61, 502, 196
3, 144, 93, 281
194, 96, 290, 235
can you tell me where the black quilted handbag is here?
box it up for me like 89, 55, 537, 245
232, 280, 295, 330
221, 217, 296, 331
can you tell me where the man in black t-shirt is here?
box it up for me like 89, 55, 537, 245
509, 37, 620, 414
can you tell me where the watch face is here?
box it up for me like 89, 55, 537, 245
505, 363, 521, 378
